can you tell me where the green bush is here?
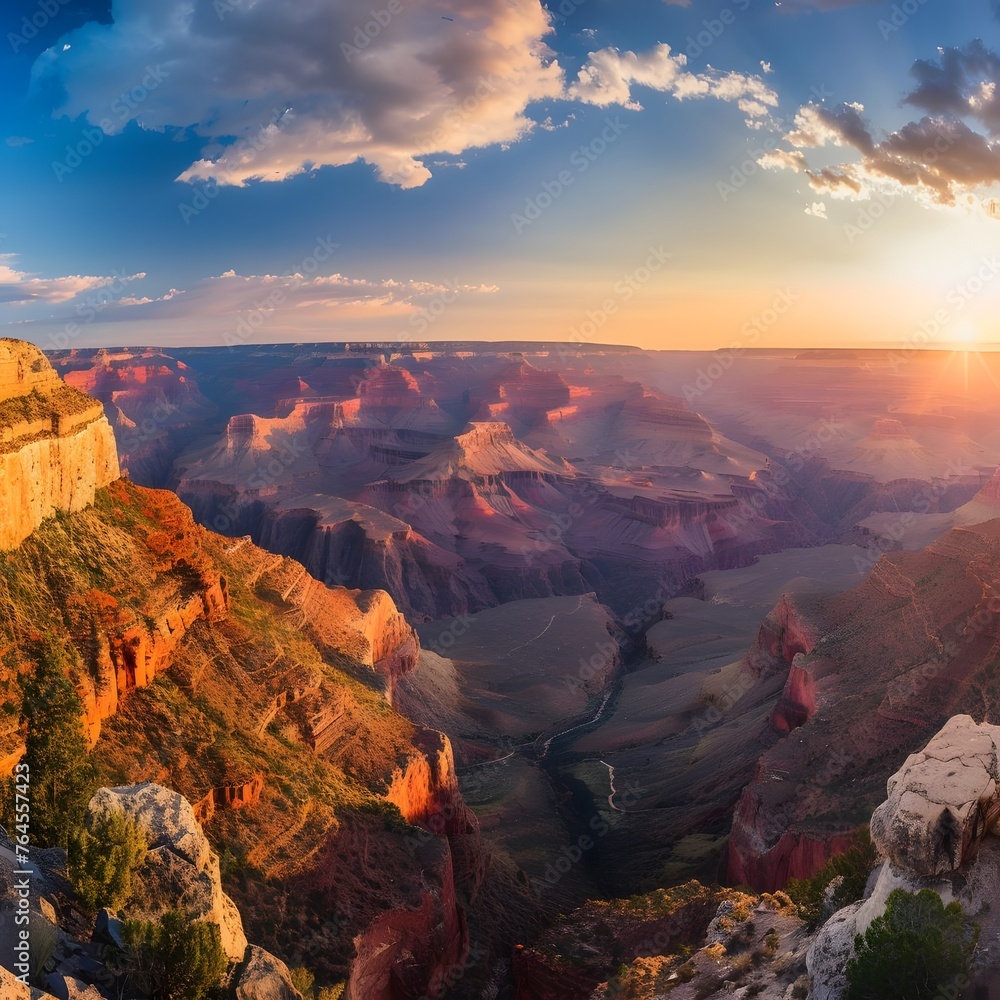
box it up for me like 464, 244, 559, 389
69, 810, 148, 911
20, 635, 96, 846
845, 888, 978, 1000
124, 909, 228, 1000
785, 829, 877, 927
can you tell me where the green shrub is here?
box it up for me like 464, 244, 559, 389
290, 967, 315, 997
69, 810, 148, 911
786, 829, 877, 927
124, 909, 228, 1000
289, 966, 345, 1000
845, 888, 978, 1000
20, 635, 96, 846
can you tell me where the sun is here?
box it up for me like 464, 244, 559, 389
951, 320, 979, 347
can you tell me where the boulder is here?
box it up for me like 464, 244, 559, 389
42, 975, 104, 1000
233, 946, 302, 1000
86, 783, 248, 960
809, 715, 1000, 996
92, 910, 124, 951
870, 714, 1000, 876
0, 966, 30, 999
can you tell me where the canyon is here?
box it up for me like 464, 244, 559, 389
0, 345, 532, 998
7, 339, 1000, 997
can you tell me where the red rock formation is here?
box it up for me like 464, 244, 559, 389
728, 520, 1000, 892
77, 573, 230, 745
193, 774, 265, 825
727, 794, 857, 890
744, 595, 820, 679
770, 654, 839, 734
386, 728, 477, 837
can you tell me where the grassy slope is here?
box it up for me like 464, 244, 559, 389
0, 479, 439, 980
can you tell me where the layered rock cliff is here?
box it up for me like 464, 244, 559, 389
0, 343, 502, 996
727, 519, 1000, 892
0, 339, 119, 550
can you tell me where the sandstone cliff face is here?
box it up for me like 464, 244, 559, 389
0, 340, 119, 551
77, 573, 229, 746
386, 727, 477, 836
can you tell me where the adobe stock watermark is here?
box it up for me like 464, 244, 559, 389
511, 116, 628, 233
845, 134, 955, 243
225, 236, 340, 348
51, 65, 170, 181
852, 460, 976, 574
46, 269, 145, 351
340, 0, 412, 62
178, 107, 290, 224
887, 255, 1000, 372
563, 247, 671, 346
682, 288, 797, 402
11, 760, 31, 985
878, 0, 931, 41
547, 0, 589, 23
685, 0, 750, 60
531, 780, 645, 896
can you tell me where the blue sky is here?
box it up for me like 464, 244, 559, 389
2, 0, 1000, 350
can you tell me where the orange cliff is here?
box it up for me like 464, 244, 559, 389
0, 339, 119, 550
76, 573, 230, 746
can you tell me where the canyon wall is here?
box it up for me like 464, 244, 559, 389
0, 340, 119, 550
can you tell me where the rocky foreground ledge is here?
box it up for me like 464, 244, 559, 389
0, 782, 301, 1000
809, 714, 1000, 999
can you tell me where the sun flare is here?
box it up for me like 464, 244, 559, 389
951, 320, 980, 346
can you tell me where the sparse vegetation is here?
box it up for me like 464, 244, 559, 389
845, 889, 978, 1000
785, 829, 877, 928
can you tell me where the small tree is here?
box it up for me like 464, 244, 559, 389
69, 810, 148, 912
20, 635, 95, 846
846, 888, 979, 1000
786, 829, 878, 927
124, 909, 228, 1000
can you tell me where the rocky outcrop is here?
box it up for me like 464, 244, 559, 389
513, 883, 811, 1000
869, 714, 1000, 876
809, 715, 1000, 998
193, 774, 266, 825
744, 594, 820, 679
233, 946, 302, 1000
344, 835, 467, 1000
87, 783, 249, 960
386, 728, 477, 836
0, 966, 31, 999
0, 340, 119, 551
76, 574, 229, 746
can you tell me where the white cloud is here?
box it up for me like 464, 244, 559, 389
0, 256, 144, 306
759, 148, 808, 171
804, 201, 828, 219
82, 269, 499, 324
567, 43, 778, 119
35, 0, 564, 190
